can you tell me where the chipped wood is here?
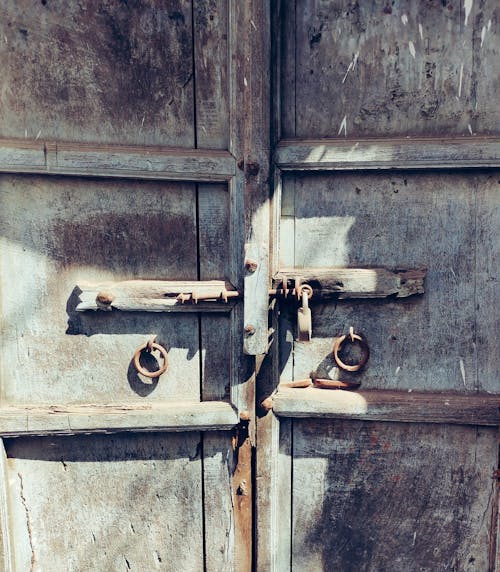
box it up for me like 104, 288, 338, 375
273, 267, 426, 299
0, 401, 238, 437
75, 279, 239, 312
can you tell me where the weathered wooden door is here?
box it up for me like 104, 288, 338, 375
257, 1, 500, 571
0, 1, 268, 570
1, 2, 499, 571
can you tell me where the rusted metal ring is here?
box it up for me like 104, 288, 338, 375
133, 339, 169, 378
333, 331, 369, 372
298, 284, 313, 299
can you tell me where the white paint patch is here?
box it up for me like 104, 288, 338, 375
342, 51, 359, 84
413, 532, 417, 546
468, 123, 473, 135
488, 19, 492, 31
34, 130, 42, 141
250, 19, 257, 31
401, 14, 408, 25
481, 26, 487, 47
395, 366, 401, 375
419, 24, 424, 41
338, 115, 347, 137
243, 76, 248, 87
459, 358, 466, 386
464, 0, 473, 26
458, 63, 464, 98
409, 41, 416, 58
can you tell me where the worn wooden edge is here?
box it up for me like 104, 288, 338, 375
272, 387, 500, 426
274, 267, 426, 299
75, 279, 239, 312
274, 136, 500, 170
0, 401, 238, 437
0, 439, 13, 572
244, 243, 270, 354
0, 139, 236, 181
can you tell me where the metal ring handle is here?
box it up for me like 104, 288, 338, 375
133, 338, 169, 378
333, 330, 369, 372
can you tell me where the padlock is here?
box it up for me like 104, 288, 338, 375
297, 287, 312, 342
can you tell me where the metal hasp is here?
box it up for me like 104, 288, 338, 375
270, 267, 427, 344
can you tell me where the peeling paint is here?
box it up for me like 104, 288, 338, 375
459, 358, 466, 386
338, 115, 347, 137
464, 0, 473, 27
458, 64, 464, 98
481, 26, 487, 47
342, 51, 359, 84
409, 41, 416, 59
401, 14, 408, 26
419, 24, 423, 41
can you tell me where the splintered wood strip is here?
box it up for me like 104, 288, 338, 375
275, 137, 500, 170
75, 279, 239, 312
0, 440, 13, 572
273, 387, 500, 426
0, 139, 235, 181
0, 401, 238, 437
273, 267, 426, 299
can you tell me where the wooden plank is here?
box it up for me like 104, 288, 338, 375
244, 243, 270, 355
0, 140, 235, 181
75, 279, 238, 312
289, 0, 499, 138
284, 171, 480, 392
4, 432, 205, 570
0, 440, 13, 572
0, 401, 238, 437
275, 137, 500, 170
193, 0, 229, 150
202, 432, 235, 571
273, 387, 500, 427
476, 174, 500, 393
0, 175, 203, 406
273, 267, 426, 299
0, 1, 196, 146
291, 419, 498, 571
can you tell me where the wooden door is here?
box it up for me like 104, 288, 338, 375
0, 2, 269, 570
257, 2, 500, 571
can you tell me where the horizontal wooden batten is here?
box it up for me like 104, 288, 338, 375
274, 136, 500, 171
274, 267, 426, 299
0, 401, 239, 437
0, 139, 236, 181
76, 279, 239, 312
272, 387, 500, 427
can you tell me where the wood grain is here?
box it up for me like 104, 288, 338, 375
274, 267, 426, 299
284, 0, 499, 138
275, 137, 500, 170
0, 1, 196, 146
0, 139, 236, 181
273, 387, 500, 427
0, 401, 238, 437
291, 419, 498, 571
4, 433, 205, 570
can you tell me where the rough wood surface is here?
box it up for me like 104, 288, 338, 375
283, 0, 499, 138
0, 440, 13, 572
0, 1, 196, 146
0, 140, 236, 181
275, 137, 500, 170
291, 419, 497, 571
4, 432, 205, 570
75, 279, 238, 312
0, 175, 202, 405
273, 387, 500, 427
0, 401, 238, 437
274, 267, 426, 299
279, 170, 498, 393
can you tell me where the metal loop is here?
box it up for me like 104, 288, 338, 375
301, 290, 309, 310
333, 329, 369, 372
133, 338, 169, 378
299, 284, 313, 300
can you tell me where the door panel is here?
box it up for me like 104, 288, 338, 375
281, 0, 499, 138
291, 420, 497, 572
279, 170, 498, 392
